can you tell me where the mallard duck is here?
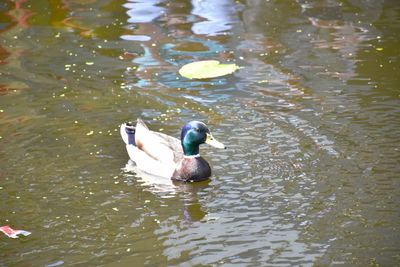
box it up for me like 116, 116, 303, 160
120, 119, 226, 182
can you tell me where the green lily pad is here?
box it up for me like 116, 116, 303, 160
179, 60, 239, 79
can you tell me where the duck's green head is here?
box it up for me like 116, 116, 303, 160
181, 121, 226, 156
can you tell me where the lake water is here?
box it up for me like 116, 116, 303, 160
0, 0, 399, 266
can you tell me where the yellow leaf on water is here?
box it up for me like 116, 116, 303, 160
179, 60, 239, 79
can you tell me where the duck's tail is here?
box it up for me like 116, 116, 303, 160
120, 122, 136, 146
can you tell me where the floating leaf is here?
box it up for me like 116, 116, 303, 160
179, 60, 239, 79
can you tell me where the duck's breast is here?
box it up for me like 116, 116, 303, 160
172, 157, 211, 182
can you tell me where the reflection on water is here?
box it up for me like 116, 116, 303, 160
0, 0, 399, 266
298, 1, 381, 82
190, 0, 240, 36
123, 161, 209, 223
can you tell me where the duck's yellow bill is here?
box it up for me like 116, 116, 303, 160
206, 133, 226, 149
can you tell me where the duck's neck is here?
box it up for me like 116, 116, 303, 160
182, 140, 200, 157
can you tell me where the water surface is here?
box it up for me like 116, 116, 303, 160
0, 0, 399, 266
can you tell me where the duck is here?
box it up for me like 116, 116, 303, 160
120, 118, 226, 182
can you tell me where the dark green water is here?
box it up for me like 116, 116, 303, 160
0, 0, 399, 266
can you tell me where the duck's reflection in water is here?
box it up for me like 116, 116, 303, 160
123, 160, 209, 222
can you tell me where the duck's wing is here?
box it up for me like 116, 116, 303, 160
125, 145, 176, 178
152, 131, 183, 162
134, 118, 183, 163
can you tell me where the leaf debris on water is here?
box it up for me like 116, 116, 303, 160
179, 60, 239, 79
